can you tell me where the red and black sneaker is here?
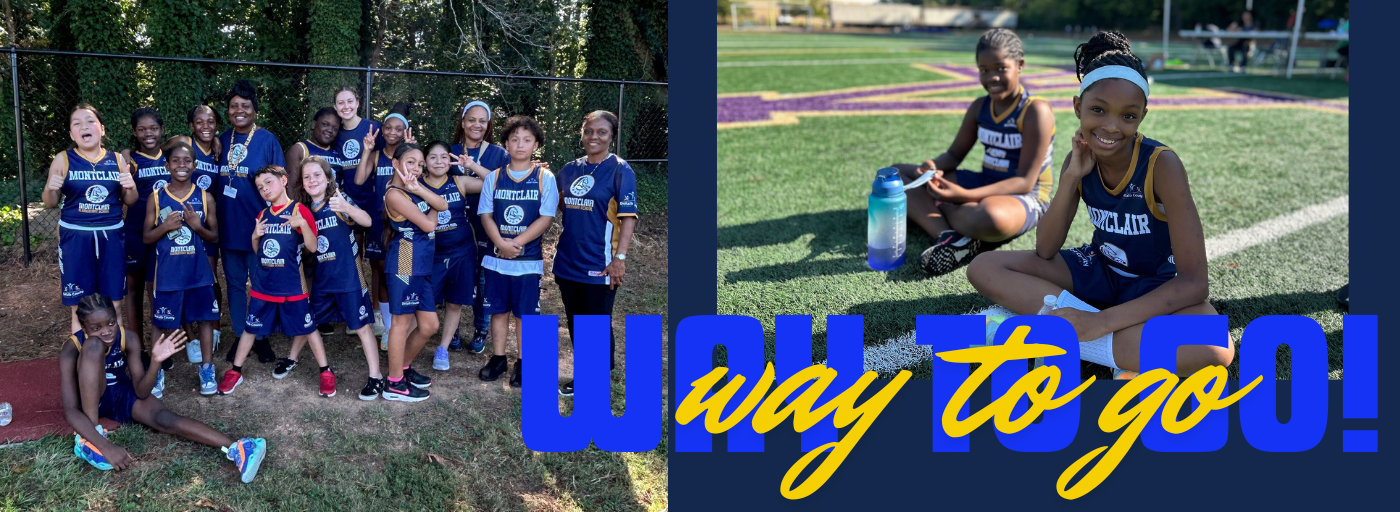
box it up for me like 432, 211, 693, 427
218, 369, 244, 395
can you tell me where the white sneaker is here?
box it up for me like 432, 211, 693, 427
372, 311, 385, 337
186, 338, 202, 363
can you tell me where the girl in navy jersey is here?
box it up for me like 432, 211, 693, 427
286, 157, 386, 400
170, 105, 225, 322
59, 295, 266, 482
218, 165, 336, 397
895, 29, 1056, 276
217, 80, 283, 364
43, 104, 139, 334
381, 143, 447, 401
121, 107, 169, 350
552, 111, 638, 397
967, 32, 1233, 378
353, 103, 416, 351
286, 107, 345, 192
143, 142, 221, 396
422, 141, 484, 371
450, 101, 509, 353
478, 116, 558, 387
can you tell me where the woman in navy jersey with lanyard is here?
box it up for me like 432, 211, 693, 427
120, 107, 170, 351
43, 104, 139, 334
170, 105, 225, 321
450, 100, 509, 353
552, 111, 638, 396
217, 80, 283, 364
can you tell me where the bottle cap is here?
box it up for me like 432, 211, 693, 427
871, 167, 904, 197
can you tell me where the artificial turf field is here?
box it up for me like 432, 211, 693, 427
716, 31, 1349, 379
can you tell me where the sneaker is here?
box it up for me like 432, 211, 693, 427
161, 357, 174, 371
224, 437, 267, 484
468, 330, 487, 354
319, 368, 337, 398
152, 369, 165, 399
252, 337, 276, 363
73, 425, 112, 471
405, 367, 432, 389
559, 379, 574, 397
919, 230, 1008, 276
479, 355, 508, 381
199, 363, 217, 396
1113, 368, 1139, 380
186, 338, 202, 363
433, 346, 450, 371
218, 369, 244, 395
379, 331, 389, 352
382, 378, 429, 402
372, 312, 385, 337
447, 333, 463, 351
344, 323, 357, 335
212, 330, 220, 353
272, 358, 298, 379
510, 359, 522, 387
359, 377, 384, 401
317, 323, 335, 337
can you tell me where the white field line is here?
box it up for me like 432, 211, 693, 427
822, 195, 1349, 375
1146, 72, 1240, 81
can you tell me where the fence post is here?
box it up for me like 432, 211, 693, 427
616, 83, 625, 159
363, 68, 373, 120
10, 47, 30, 265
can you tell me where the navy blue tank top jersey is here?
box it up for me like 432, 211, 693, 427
252, 202, 315, 299
59, 148, 126, 228
491, 166, 546, 262
191, 141, 220, 194
422, 175, 474, 260
385, 186, 435, 276
336, 119, 380, 208
554, 155, 640, 284
452, 142, 508, 251
127, 149, 169, 234
976, 87, 1055, 204
151, 186, 215, 292
1078, 133, 1176, 278
369, 150, 396, 214
296, 139, 344, 182
71, 329, 129, 387
309, 198, 364, 294
219, 127, 285, 252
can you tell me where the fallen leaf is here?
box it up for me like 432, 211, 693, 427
747, 176, 764, 182
1221, 262, 1240, 268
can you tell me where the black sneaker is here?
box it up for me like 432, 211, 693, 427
479, 355, 508, 381
382, 378, 429, 402
252, 337, 276, 363
919, 230, 1009, 276
359, 377, 384, 401
317, 323, 335, 337
404, 367, 432, 389
160, 357, 174, 371
559, 379, 573, 397
272, 358, 297, 379
510, 359, 522, 387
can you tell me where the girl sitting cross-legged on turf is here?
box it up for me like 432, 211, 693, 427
478, 116, 559, 387
895, 28, 1056, 276
381, 143, 449, 402
218, 165, 336, 397
143, 141, 221, 396
60, 294, 267, 482
966, 31, 1234, 377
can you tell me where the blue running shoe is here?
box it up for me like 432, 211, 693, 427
433, 346, 450, 371
468, 330, 487, 354
447, 333, 463, 352
74, 425, 112, 471
225, 437, 267, 483
152, 369, 165, 399
199, 363, 217, 396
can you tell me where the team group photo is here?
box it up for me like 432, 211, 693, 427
0, 0, 668, 510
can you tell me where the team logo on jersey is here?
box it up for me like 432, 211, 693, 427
174, 226, 193, 246
1124, 184, 1144, 199
155, 307, 174, 321
212, 300, 219, 313
342, 139, 361, 160
85, 184, 109, 204
262, 238, 281, 258
197, 175, 212, 190
570, 175, 595, 197
437, 211, 451, 225
359, 305, 368, 319
304, 313, 313, 327
247, 314, 262, 328
417, 201, 429, 213
58, 247, 64, 274
504, 205, 525, 225
1168, 255, 1175, 265
316, 235, 329, 254
228, 144, 248, 170
404, 293, 420, 306
153, 179, 169, 192
63, 283, 81, 297
1100, 242, 1128, 267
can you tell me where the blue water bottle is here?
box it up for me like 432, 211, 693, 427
868, 167, 935, 271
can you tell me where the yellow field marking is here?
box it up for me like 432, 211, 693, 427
717, 103, 1347, 130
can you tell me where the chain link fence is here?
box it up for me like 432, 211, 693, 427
0, 48, 667, 264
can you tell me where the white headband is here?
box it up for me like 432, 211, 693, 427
1078, 65, 1149, 99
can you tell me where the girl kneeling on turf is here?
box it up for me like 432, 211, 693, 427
478, 116, 558, 387
60, 294, 266, 482
382, 143, 448, 402
219, 165, 336, 397
967, 31, 1233, 377
896, 28, 1056, 276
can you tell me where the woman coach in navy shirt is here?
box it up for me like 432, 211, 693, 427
552, 111, 638, 397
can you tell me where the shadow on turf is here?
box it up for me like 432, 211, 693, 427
1211, 291, 1345, 376
719, 209, 941, 283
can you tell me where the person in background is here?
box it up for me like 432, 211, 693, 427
1227, 10, 1257, 73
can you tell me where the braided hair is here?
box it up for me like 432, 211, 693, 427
1074, 31, 1147, 96
76, 294, 117, 324
976, 28, 1024, 61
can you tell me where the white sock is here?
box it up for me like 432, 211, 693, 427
379, 302, 392, 330
1079, 332, 1117, 370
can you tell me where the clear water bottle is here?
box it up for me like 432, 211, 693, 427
0, 402, 12, 426
868, 167, 936, 271
1031, 295, 1058, 369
